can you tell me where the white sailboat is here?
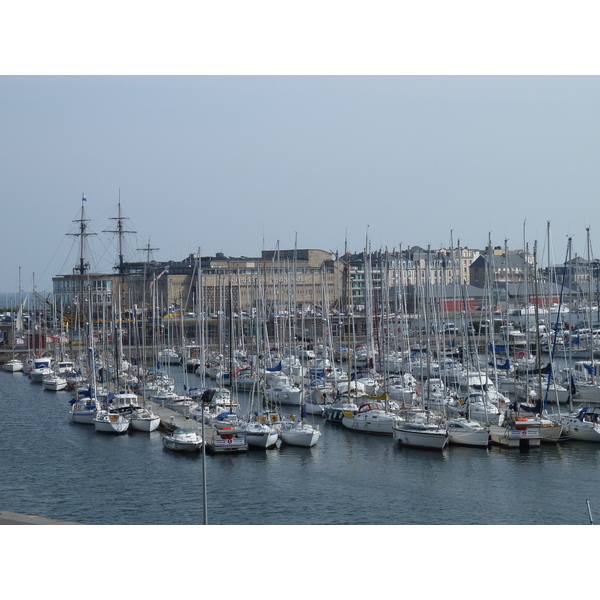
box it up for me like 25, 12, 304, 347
560, 406, 600, 442
70, 386, 99, 425
240, 420, 279, 448
129, 405, 161, 432
393, 415, 449, 450
280, 419, 321, 447
3, 289, 25, 372
341, 401, 402, 435
93, 408, 130, 434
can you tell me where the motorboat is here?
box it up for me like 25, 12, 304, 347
3, 358, 24, 372
387, 374, 418, 404
444, 417, 489, 447
42, 372, 68, 391
55, 360, 77, 375
29, 356, 54, 382
162, 428, 203, 451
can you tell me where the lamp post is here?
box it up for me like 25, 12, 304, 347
201, 409, 207, 525
200, 388, 215, 525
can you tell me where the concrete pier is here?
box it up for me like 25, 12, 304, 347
0, 511, 80, 525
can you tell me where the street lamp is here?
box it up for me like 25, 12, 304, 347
200, 388, 215, 525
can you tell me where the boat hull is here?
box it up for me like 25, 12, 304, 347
3, 360, 23, 372
393, 427, 449, 449
445, 420, 490, 447
130, 416, 161, 432
70, 408, 96, 425
280, 425, 321, 447
94, 412, 130, 434
244, 430, 279, 448
162, 438, 202, 451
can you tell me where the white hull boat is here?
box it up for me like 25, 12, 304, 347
444, 418, 489, 447
560, 406, 600, 442
393, 417, 449, 450
129, 407, 161, 432
264, 379, 302, 406
446, 394, 502, 426
240, 422, 279, 448
341, 402, 402, 435
3, 359, 23, 372
30, 367, 53, 383
302, 401, 325, 416
94, 410, 130, 434
280, 421, 321, 447
42, 374, 68, 391
157, 348, 182, 365
28, 356, 54, 381
162, 428, 203, 451
70, 399, 98, 425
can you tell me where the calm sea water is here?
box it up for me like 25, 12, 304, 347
1, 366, 599, 526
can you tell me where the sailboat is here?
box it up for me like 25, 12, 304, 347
392, 248, 450, 450
280, 418, 322, 447
393, 413, 449, 450
3, 292, 24, 372
129, 404, 161, 432
93, 407, 130, 434
279, 379, 321, 447
341, 400, 402, 435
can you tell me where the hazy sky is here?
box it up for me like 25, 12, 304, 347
2, 75, 600, 294
3, 75, 600, 294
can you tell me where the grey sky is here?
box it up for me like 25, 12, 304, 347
2, 75, 599, 294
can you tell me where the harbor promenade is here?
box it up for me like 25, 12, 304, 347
0, 511, 80, 525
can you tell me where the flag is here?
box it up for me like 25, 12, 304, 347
82, 194, 87, 202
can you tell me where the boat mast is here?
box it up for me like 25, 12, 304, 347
586, 227, 595, 384
532, 241, 544, 414
67, 194, 97, 325
104, 192, 136, 391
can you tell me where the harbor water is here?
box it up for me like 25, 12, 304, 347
1, 366, 600, 526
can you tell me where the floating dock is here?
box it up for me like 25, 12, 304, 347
489, 423, 542, 448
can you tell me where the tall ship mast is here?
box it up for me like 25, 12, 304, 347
66, 194, 97, 324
